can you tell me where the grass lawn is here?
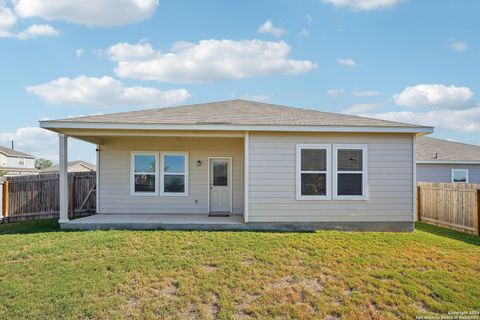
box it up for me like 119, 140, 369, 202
0, 221, 479, 319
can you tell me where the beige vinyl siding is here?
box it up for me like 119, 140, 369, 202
248, 132, 414, 222
5, 156, 35, 169
99, 137, 243, 214
417, 163, 480, 184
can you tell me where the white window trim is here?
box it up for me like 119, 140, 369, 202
296, 144, 331, 200
130, 151, 159, 196
451, 168, 469, 183
160, 151, 189, 197
333, 144, 368, 200
18, 157, 25, 166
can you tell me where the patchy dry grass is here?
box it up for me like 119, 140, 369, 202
0, 220, 478, 319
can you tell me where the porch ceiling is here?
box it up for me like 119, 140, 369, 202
45, 128, 246, 145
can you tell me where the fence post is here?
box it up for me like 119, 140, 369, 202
0, 178, 3, 221
2, 180, 9, 221
416, 185, 421, 221
475, 190, 479, 236
69, 174, 75, 218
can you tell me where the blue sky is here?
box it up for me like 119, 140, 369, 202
0, 0, 479, 163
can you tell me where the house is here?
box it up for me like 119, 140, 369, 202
416, 136, 480, 184
40, 160, 96, 174
0, 145, 38, 176
39, 99, 433, 231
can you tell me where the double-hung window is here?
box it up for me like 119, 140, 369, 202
160, 152, 188, 196
333, 144, 367, 200
296, 143, 368, 200
296, 144, 331, 200
131, 152, 158, 195
18, 157, 25, 166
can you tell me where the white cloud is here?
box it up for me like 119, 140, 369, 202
326, 88, 345, 97
299, 28, 310, 37
393, 84, 475, 109
336, 57, 358, 67
105, 42, 157, 61
169, 40, 194, 52
321, 0, 402, 11
112, 39, 317, 83
76, 48, 84, 58
14, 0, 159, 27
448, 39, 468, 52
363, 106, 480, 133
343, 102, 383, 114
26, 76, 190, 107
0, 3, 16, 36
0, 2, 59, 40
352, 90, 380, 97
231, 91, 271, 102
0, 127, 98, 163
15, 24, 59, 39
0, 127, 58, 161
257, 20, 286, 38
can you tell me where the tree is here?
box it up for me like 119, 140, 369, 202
35, 158, 53, 170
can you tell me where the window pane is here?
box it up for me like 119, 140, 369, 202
301, 173, 326, 196
164, 175, 185, 193
301, 149, 326, 171
164, 155, 185, 173
134, 155, 156, 173
338, 173, 362, 196
213, 162, 228, 186
452, 170, 467, 182
134, 174, 155, 192
338, 149, 363, 171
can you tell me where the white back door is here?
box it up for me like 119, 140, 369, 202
209, 159, 231, 213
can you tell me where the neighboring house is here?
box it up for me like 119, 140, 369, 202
40, 99, 433, 231
416, 137, 480, 184
41, 160, 96, 174
0, 145, 38, 176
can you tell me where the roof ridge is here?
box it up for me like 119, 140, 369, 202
0, 145, 35, 158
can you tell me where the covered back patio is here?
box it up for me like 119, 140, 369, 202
44, 128, 250, 229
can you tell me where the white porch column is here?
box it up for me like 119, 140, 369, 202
59, 134, 69, 223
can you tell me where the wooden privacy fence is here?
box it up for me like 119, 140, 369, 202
1, 172, 96, 222
417, 182, 480, 235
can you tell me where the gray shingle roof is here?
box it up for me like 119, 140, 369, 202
416, 137, 480, 162
50, 99, 426, 128
0, 145, 35, 158
41, 160, 96, 172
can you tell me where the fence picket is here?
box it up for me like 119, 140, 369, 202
417, 182, 480, 235
3, 172, 96, 222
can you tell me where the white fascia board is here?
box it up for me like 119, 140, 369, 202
40, 121, 434, 134
416, 160, 480, 164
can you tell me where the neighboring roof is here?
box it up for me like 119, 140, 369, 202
416, 137, 480, 163
0, 145, 35, 159
41, 160, 96, 172
0, 167, 39, 172
40, 99, 433, 134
